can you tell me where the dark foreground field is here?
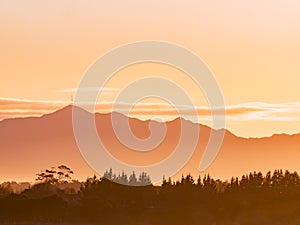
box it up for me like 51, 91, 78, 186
1, 170, 300, 225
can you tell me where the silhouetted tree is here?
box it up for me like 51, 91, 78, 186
57, 165, 74, 183
36, 167, 58, 184
36, 165, 74, 184
138, 172, 151, 186
129, 171, 137, 185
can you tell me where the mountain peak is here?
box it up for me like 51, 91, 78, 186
1, 105, 300, 182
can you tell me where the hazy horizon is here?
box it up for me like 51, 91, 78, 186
2, 98, 300, 138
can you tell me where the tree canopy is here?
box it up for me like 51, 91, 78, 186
1, 167, 300, 224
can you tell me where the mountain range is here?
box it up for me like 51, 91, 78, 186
1, 105, 300, 183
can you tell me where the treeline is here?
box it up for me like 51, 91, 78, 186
103, 168, 151, 186
1, 169, 300, 224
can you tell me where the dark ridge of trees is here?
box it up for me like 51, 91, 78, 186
2, 168, 300, 224
103, 168, 152, 186
0, 181, 31, 194
0, 183, 11, 197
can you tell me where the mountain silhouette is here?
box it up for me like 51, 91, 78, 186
0, 105, 300, 182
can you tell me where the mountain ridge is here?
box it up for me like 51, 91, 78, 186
1, 105, 300, 182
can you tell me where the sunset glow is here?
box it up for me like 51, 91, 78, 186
1, 1, 300, 138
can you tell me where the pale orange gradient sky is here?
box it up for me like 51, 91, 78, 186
0, 0, 300, 137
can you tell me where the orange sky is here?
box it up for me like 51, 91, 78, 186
1, 0, 300, 137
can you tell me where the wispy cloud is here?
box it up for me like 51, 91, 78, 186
93, 101, 300, 122
225, 102, 300, 121
1, 97, 300, 123
57, 87, 119, 94
0, 98, 66, 121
